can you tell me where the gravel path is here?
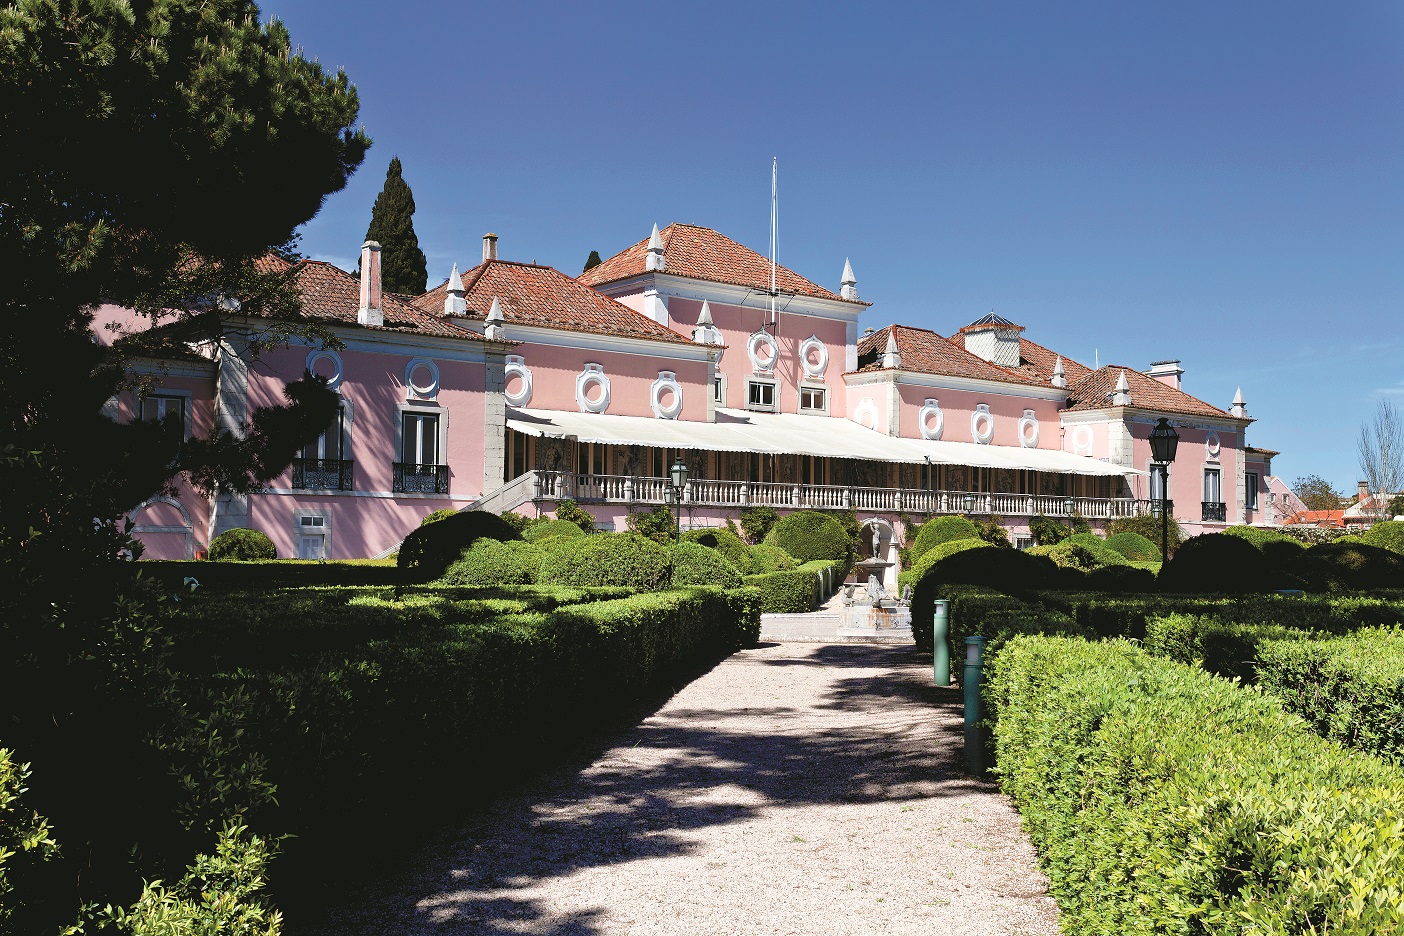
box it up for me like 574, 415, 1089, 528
313, 643, 1059, 935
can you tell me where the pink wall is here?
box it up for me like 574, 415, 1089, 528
509, 339, 711, 420
897, 385, 1062, 447
248, 493, 448, 560
845, 384, 890, 434
1129, 423, 1240, 526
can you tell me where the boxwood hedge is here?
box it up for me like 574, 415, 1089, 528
439, 539, 544, 586
745, 543, 797, 574
398, 510, 520, 580
1102, 531, 1158, 561
762, 511, 851, 564
908, 516, 979, 562
1362, 522, 1404, 555
538, 532, 671, 591
680, 527, 752, 571
743, 559, 845, 614
207, 528, 276, 561
670, 541, 743, 588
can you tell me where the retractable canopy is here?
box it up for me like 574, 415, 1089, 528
506, 408, 1143, 478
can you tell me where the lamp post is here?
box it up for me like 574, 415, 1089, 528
669, 457, 689, 543
963, 492, 976, 517
1148, 418, 1180, 565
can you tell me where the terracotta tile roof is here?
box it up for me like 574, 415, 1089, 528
291, 261, 483, 340
579, 223, 865, 305
1282, 509, 1346, 528
253, 253, 293, 275
853, 324, 1047, 386
1244, 446, 1280, 458
957, 312, 1024, 333
1064, 366, 1231, 418
1012, 338, 1093, 385
415, 260, 695, 346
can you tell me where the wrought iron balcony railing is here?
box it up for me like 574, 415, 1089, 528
1201, 501, 1227, 523
393, 462, 450, 495
291, 458, 354, 491
1149, 499, 1174, 518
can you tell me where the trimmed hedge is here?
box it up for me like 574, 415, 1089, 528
669, 542, 743, 588
538, 532, 671, 590
1158, 531, 1284, 593
522, 519, 587, 543
899, 537, 993, 591
1029, 538, 1130, 571
763, 511, 851, 564
1288, 541, 1404, 591
908, 546, 1058, 652
680, 527, 752, 571
1102, 530, 1158, 561
990, 635, 1404, 935
398, 510, 519, 580
909, 515, 979, 562
1361, 521, 1404, 555
743, 559, 844, 614
138, 559, 403, 591
1143, 612, 1320, 683
439, 540, 544, 586
207, 528, 276, 561
419, 508, 458, 527
745, 543, 797, 574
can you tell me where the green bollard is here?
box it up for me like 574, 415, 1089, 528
933, 599, 950, 686
964, 635, 986, 774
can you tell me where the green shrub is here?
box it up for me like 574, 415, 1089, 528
522, 519, 587, 543
554, 499, 597, 532
397, 510, 519, 580
1027, 513, 1070, 547
1158, 531, 1281, 594
498, 510, 534, 534
1110, 511, 1185, 557
419, 508, 458, 527
975, 516, 1012, 548
538, 532, 671, 591
669, 542, 743, 588
739, 505, 778, 544
1143, 612, 1320, 683
1362, 521, 1404, 555
440, 540, 544, 587
1289, 541, 1404, 592
627, 505, 676, 544
909, 515, 979, 562
0, 749, 59, 929
763, 511, 852, 564
680, 527, 751, 571
742, 559, 844, 614
990, 635, 1404, 936
140, 559, 405, 591
905, 542, 1058, 652
745, 543, 796, 574
900, 537, 993, 591
936, 588, 1093, 681
1103, 530, 1158, 561
207, 528, 277, 561
1029, 538, 1129, 572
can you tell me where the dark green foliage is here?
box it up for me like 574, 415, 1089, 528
583, 250, 602, 272
680, 527, 752, 571
0, 750, 59, 929
1069, 512, 1091, 535
362, 156, 427, 294
440, 540, 544, 586
745, 543, 797, 574
938, 587, 1093, 676
523, 519, 587, 543
989, 636, 1404, 935
554, 499, 597, 532
498, 510, 533, 534
1110, 511, 1185, 557
1158, 532, 1281, 593
627, 504, 676, 544
1221, 523, 1309, 566
975, 516, 1012, 548
907, 546, 1056, 652
818, 507, 863, 557
538, 532, 671, 590
1293, 472, 1348, 511
1143, 612, 1321, 683
900, 537, 993, 591
1362, 521, 1404, 555
909, 515, 979, 561
142, 559, 401, 591
207, 528, 277, 561
763, 511, 852, 564
397, 510, 520, 580
1288, 541, 1404, 592
1027, 513, 1070, 546
740, 505, 779, 544
1029, 537, 1128, 572
742, 560, 845, 614
669, 542, 743, 588
419, 508, 458, 527
1103, 531, 1158, 561
1082, 564, 1156, 593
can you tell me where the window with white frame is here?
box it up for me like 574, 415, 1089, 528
1203, 467, 1222, 504
140, 393, 189, 436
746, 379, 777, 412
799, 384, 827, 414
401, 411, 440, 466
1246, 472, 1259, 510
297, 514, 327, 559
712, 375, 725, 406
302, 404, 347, 462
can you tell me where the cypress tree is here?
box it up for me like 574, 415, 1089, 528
583, 249, 602, 273
364, 156, 428, 294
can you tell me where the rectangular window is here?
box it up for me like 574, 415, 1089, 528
302, 406, 345, 462
799, 385, 827, 413
1246, 472, 1259, 510
575, 442, 608, 477
1204, 467, 1222, 503
746, 380, 776, 411
402, 412, 439, 466
140, 394, 188, 435
712, 376, 725, 405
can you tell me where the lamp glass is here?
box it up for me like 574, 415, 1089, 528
963, 493, 976, 512
1149, 418, 1180, 464
670, 458, 687, 489
1064, 496, 1075, 514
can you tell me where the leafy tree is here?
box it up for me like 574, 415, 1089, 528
0, 0, 368, 927
363, 156, 427, 294
1292, 473, 1347, 511
583, 249, 603, 272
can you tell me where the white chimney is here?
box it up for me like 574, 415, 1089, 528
484, 296, 506, 340
482, 233, 498, 262
1111, 370, 1131, 406
1147, 360, 1183, 391
358, 240, 383, 327
882, 329, 902, 369
1230, 387, 1248, 419
443, 263, 466, 317
1051, 355, 1067, 389
960, 313, 1023, 368
840, 258, 858, 301
645, 223, 666, 272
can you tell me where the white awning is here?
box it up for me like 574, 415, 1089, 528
505, 407, 1142, 477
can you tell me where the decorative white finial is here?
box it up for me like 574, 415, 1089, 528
841, 258, 858, 301
484, 296, 506, 340
1231, 386, 1248, 418
645, 223, 666, 272
882, 329, 901, 369
696, 299, 713, 326
443, 263, 466, 316
1051, 355, 1066, 389
1111, 369, 1131, 406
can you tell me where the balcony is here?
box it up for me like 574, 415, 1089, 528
521, 471, 1152, 520
1201, 501, 1227, 523
393, 462, 450, 495
291, 458, 354, 491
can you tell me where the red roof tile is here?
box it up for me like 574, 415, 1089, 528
291, 261, 483, 340
415, 260, 695, 346
1013, 338, 1093, 385
1282, 510, 1346, 528
1064, 366, 1231, 419
580, 223, 865, 305
854, 324, 1048, 386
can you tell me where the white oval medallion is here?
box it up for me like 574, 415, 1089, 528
575, 363, 611, 414
651, 370, 684, 419
1072, 425, 1093, 455
1018, 409, 1040, 448
919, 399, 944, 440
971, 404, 994, 445
504, 354, 533, 407
747, 330, 779, 373
405, 357, 440, 400
1205, 431, 1221, 460
306, 349, 343, 390
799, 335, 828, 378
853, 398, 878, 430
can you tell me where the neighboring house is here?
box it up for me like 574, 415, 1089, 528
1342, 481, 1403, 526
1262, 474, 1308, 526
104, 221, 1286, 566
1282, 509, 1348, 530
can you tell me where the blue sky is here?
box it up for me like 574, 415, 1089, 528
270, 0, 1404, 492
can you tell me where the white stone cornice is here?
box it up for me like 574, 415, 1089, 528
590, 271, 868, 322
843, 368, 1067, 402
453, 319, 716, 362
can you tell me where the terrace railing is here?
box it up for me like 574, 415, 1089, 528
392, 463, 450, 495
291, 458, 354, 492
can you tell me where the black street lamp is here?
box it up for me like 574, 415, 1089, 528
1148, 418, 1180, 565
963, 492, 976, 516
1063, 496, 1075, 517
669, 457, 689, 542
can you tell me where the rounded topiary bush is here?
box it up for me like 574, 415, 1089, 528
909, 516, 980, 563
746, 543, 797, 574
1361, 522, 1404, 555
1083, 564, 1157, 593
900, 537, 993, 591
1157, 532, 1278, 594
680, 527, 752, 571
538, 532, 671, 591
440, 540, 544, 586
1288, 541, 1404, 592
398, 510, 519, 579
1031, 539, 1130, 572
207, 528, 277, 561
669, 541, 743, 588
1103, 531, 1159, 562
419, 508, 458, 527
907, 545, 1059, 651
523, 519, 588, 543
763, 511, 851, 564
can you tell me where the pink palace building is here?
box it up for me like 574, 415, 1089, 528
101, 222, 1286, 580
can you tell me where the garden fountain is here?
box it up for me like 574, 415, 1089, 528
836, 538, 913, 642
